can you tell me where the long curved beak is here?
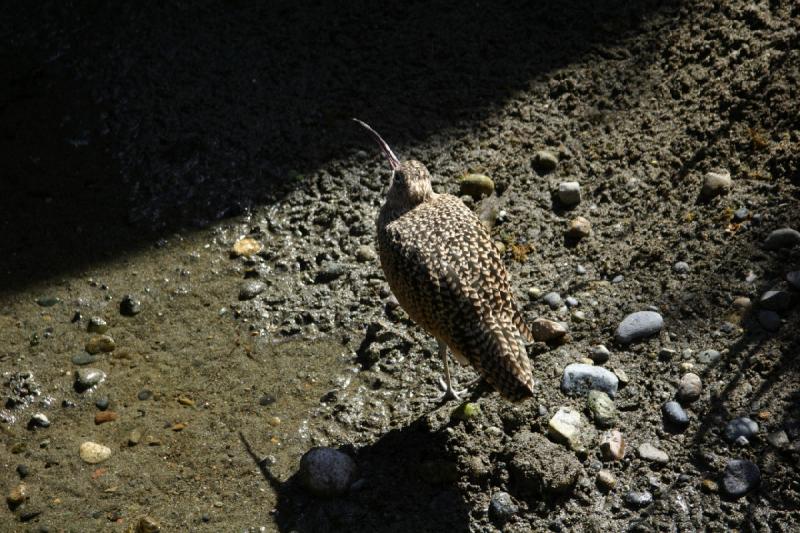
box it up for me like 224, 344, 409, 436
353, 118, 401, 171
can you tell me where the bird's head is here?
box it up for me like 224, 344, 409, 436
354, 119, 434, 208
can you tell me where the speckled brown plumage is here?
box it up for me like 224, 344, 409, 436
356, 120, 535, 401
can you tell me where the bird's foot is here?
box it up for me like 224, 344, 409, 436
436, 377, 468, 402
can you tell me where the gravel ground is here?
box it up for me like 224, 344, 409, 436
2, 1, 799, 531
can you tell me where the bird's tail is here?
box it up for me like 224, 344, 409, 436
478, 315, 535, 401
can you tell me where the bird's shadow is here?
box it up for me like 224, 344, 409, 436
242, 416, 472, 533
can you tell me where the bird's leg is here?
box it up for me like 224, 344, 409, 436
436, 340, 468, 401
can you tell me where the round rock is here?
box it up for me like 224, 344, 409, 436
79, 441, 112, 464
589, 345, 610, 364
722, 459, 760, 497
566, 216, 591, 239
74, 368, 106, 392
696, 349, 721, 364
298, 447, 357, 497
763, 228, 800, 250
542, 292, 562, 309
700, 170, 732, 199
120, 294, 142, 316
531, 318, 568, 342
615, 311, 663, 345
459, 173, 495, 200
673, 261, 690, 274
676, 373, 702, 403
488, 491, 518, 525
587, 390, 617, 428
355, 245, 377, 263
85, 334, 115, 354
724, 417, 758, 443
238, 280, 267, 301
625, 490, 653, 508
87, 317, 108, 334
662, 401, 689, 429
638, 442, 669, 464
558, 181, 581, 205
561, 363, 619, 397
532, 150, 558, 173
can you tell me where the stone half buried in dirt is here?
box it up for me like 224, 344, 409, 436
614, 311, 663, 345
298, 447, 358, 498
506, 430, 582, 497
561, 363, 619, 398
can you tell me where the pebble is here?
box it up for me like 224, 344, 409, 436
238, 280, 267, 301
565, 296, 579, 308
566, 216, 591, 238
696, 349, 721, 364
722, 459, 760, 497
596, 470, 616, 490
95, 397, 110, 410
701, 479, 719, 493
488, 491, 518, 525
542, 292, 562, 309
231, 237, 263, 257
298, 447, 357, 497
355, 245, 377, 263
79, 441, 112, 464
673, 261, 690, 273
74, 368, 106, 392
16, 464, 29, 478
28, 413, 50, 429
700, 170, 732, 199
757, 310, 781, 332
548, 407, 584, 449
724, 417, 758, 443
85, 334, 116, 354
611, 275, 624, 284
558, 181, 581, 205
71, 352, 98, 365
137, 389, 153, 401
600, 430, 626, 461
659, 347, 676, 360
576, 265, 587, 275
676, 373, 702, 403
763, 228, 800, 250
459, 173, 495, 200
766, 430, 789, 449
759, 290, 794, 312
662, 401, 689, 429
135, 516, 162, 533
638, 442, 669, 464
7, 483, 28, 507
561, 363, 619, 397
615, 311, 663, 345
532, 150, 559, 173
315, 263, 346, 283
87, 317, 109, 333
451, 402, 481, 421
589, 345, 610, 364
733, 207, 749, 221
787, 271, 800, 290
95, 411, 119, 425
120, 294, 142, 316
625, 490, 653, 508
128, 429, 142, 446
587, 390, 617, 428
531, 318, 568, 342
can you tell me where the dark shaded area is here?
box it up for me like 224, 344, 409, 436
1, 0, 681, 293
249, 416, 470, 533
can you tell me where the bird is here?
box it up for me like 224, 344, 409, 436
354, 119, 535, 402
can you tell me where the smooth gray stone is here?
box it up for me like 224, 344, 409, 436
615, 311, 663, 344
662, 401, 689, 429
759, 290, 794, 312
725, 417, 759, 442
763, 228, 800, 250
561, 363, 619, 397
722, 459, 760, 497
